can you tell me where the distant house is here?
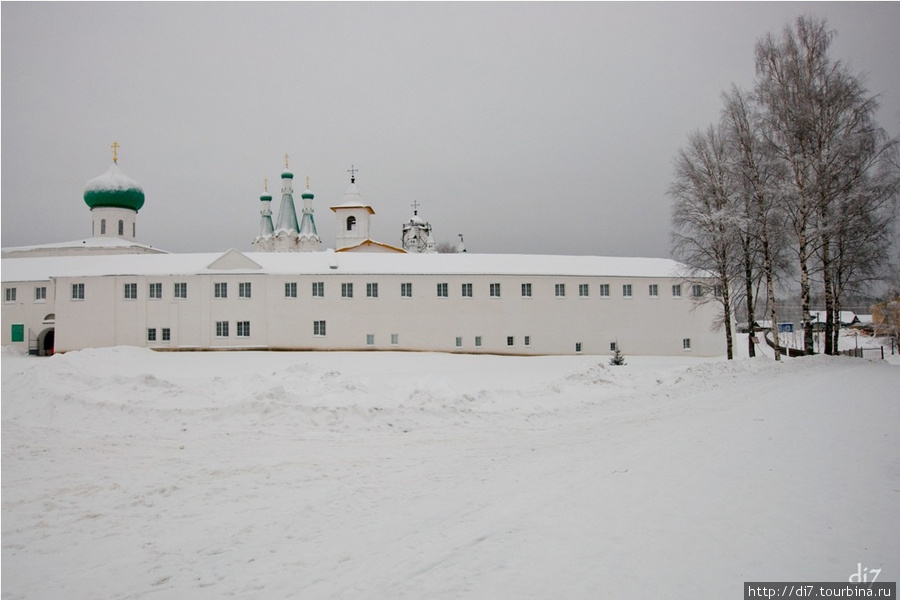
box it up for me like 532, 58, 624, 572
808, 311, 859, 329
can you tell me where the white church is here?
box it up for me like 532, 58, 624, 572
1, 149, 723, 357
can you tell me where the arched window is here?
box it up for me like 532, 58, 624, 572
100, 219, 106, 234
346, 216, 357, 231
133, 223, 136, 237
118, 220, 124, 236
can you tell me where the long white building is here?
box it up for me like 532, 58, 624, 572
1, 154, 724, 357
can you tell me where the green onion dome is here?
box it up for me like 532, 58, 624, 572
83, 163, 145, 212
301, 188, 314, 199
281, 170, 294, 179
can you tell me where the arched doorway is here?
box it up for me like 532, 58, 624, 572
37, 327, 55, 356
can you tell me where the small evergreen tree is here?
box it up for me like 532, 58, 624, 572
609, 342, 627, 366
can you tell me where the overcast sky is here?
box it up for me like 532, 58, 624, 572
3, 3, 899, 258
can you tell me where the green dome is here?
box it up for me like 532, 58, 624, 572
281, 171, 294, 179
260, 193, 273, 201
84, 163, 145, 212
301, 189, 314, 199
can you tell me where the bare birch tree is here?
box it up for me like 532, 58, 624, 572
670, 124, 739, 359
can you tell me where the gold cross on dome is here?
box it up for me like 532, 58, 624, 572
264, 178, 268, 192
284, 153, 289, 169
306, 176, 310, 189
111, 141, 120, 164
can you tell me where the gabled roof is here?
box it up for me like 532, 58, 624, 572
335, 239, 406, 253
206, 249, 263, 270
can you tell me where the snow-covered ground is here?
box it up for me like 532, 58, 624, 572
3, 334, 898, 599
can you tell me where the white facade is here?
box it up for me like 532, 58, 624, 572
2, 250, 723, 356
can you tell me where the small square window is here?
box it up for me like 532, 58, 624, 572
341, 283, 353, 298
555, 284, 565, 297
610, 341, 618, 352
391, 333, 399, 345
507, 336, 514, 346
366, 334, 375, 346
524, 336, 531, 346
683, 338, 692, 350
314, 320, 326, 336
490, 283, 501, 297
237, 321, 250, 337
649, 284, 659, 297
367, 283, 378, 298
437, 283, 448, 297
285, 282, 297, 298
461, 283, 473, 297
215, 282, 228, 298
623, 284, 632, 297
475, 336, 482, 347
149, 283, 162, 299
124, 283, 137, 299
521, 283, 532, 297
71, 283, 85, 300
162, 328, 171, 341
147, 328, 157, 342
216, 321, 229, 337
692, 285, 703, 298
34, 287, 47, 301
401, 283, 412, 297
672, 284, 682, 297
312, 282, 324, 297
578, 284, 589, 297
174, 282, 187, 299
455, 337, 463, 348
575, 342, 582, 353
5, 287, 17, 302
239, 282, 252, 298
599, 284, 610, 297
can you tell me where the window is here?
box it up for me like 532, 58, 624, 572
713, 285, 723, 298
367, 283, 378, 298
174, 282, 187, 299
507, 336, 514, 346
391, 333, 399, 345
35, 287, 47, 301
72, 283, 85, 300
692, 284, 703, 298
401, 282, 412, 297
575, 342, 582, 353
162, 328, 171, 342
312, 282, 324, 297
524, 336, 531, 346
285, 282, 297, 298
623, 284, 632, 297
346, 216, 356, 231
239, 282, 251, 298
683, 338, 692, 350
578, 284, 589, 297
216, 321, 229, 337
341, 283, 353, 298
610, 341, 618, 352
461, 283, 473, 297
521, 283, 532, 297
555, 284, 565, 297
5, 287, 16, 302
672, 284, 682, 297
215, 282, 228, 298
147, 328, 157, 342
100, 219, 106, 235
149, 283, 162, 299
124, 283, 137, 299
313, 320, 326, 336
366, 334, 375, 346
475, 336, 482, 348
649, 284, 659, 297
455, 337, 463, 348
437, 283, 449, 297
490, 283, 501, 297
599, 284, 610, 297
118, 220, 124, 236
237, 321, 250, 337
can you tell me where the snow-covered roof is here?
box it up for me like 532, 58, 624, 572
2, 249, 688, 282
1, 237, 167, 258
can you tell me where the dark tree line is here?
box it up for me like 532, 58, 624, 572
670, 15, 899, 359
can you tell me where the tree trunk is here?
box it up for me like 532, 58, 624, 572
744, 239, 756, 358
799, 227, 815, 355
822, 230, 835, 355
